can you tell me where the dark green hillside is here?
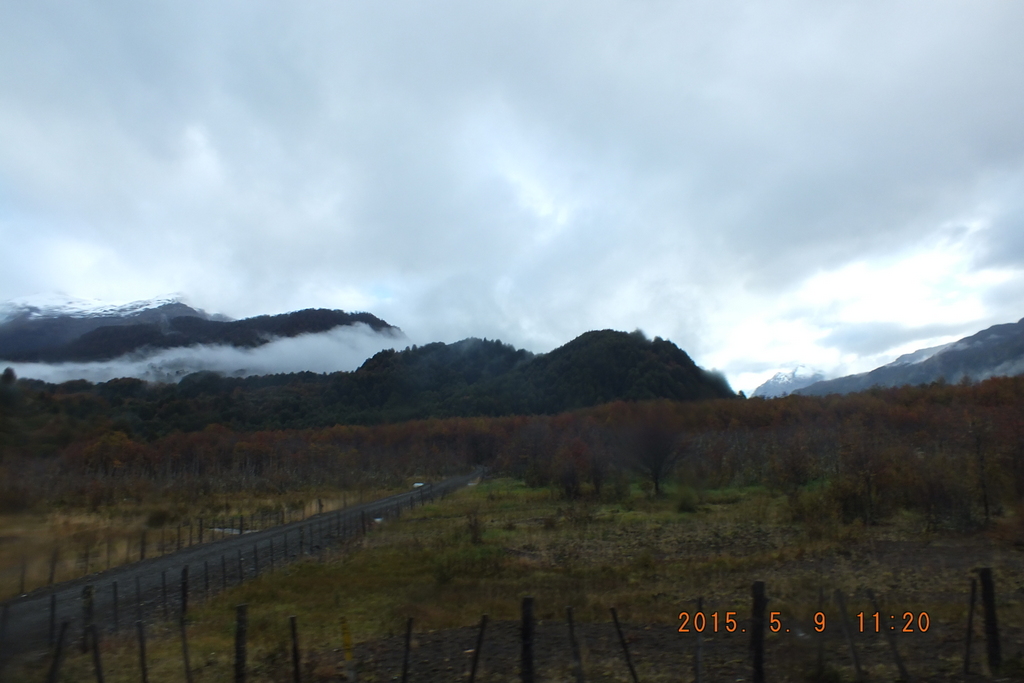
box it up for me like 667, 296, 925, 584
504, 329, 734, 412
9, 330, 735, 438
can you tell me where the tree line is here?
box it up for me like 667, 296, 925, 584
3, 364, 1024, 530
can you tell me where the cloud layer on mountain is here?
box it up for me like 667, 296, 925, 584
7, 324, 403, 384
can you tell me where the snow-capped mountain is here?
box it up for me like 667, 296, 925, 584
797, 317, 1024, 396
0, 294, 403, 382
0, 293, 205, 323
751, 366, 826, 398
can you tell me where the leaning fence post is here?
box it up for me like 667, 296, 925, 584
751, 581, 766, 683
521, 598, 534, 683
402, 617, 413, 683
0, 602, 8, 661
290, 615, 302, 683
46, 621, 69, 683
49, 547, 58, 585
867, 589, 908, 681
81, 584, 95, 653
978, 567, 1001, 675
181, 565, 189, 618
341, 616, 357, 683
469, 614, 488, 683
566, 607, 585, 683
161, 570, 169, 620
112, 581, 120, 634
235, 604, 248, 683
49, 594, 57, 646
610, 607, 638, 683
89, 623, 105, 683
965, 577, 978, 674
136, 620, 149, 683
833, 589, 864, 682
135, 576, 143, 622
180, 613, 194, 683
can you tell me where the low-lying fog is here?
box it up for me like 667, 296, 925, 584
5, 324, 405, 384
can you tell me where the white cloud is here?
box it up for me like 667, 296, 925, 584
8, 325, 404, 385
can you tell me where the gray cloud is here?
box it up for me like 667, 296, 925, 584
820, 322, 977, 358
2, 1, 1024, 393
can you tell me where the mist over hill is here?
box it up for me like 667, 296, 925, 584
9, 330, 736, 436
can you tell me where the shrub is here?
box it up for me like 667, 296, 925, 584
676, 487, 699, 513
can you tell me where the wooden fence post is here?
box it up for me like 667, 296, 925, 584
135, 576, 143, 622
521, 598, 534, 683
112, 581, 119, 634
140, 530, 147, 561
402, 617, 413, 683
49, 547, 58, 585
49, 594, 56, 646
180, 614, 194, 683
965, 578, 977, 674
469, 614, 488, 683
751, 581, 766, 683
136, 620, 149, 683
89, 624, 105, 683
204, 560, 210, 600
270, 538, 275, 570
237, 549, 244, 584
566, 607, 585, 683
0, 602, 7, 661
46, 621, 68, 683
290, 615, 302, 683
161, 570, 169, 620
81, 584, 95, 653
867, 589, 908, 681
222, 555, 228, 591
253, 544, 259, 576
235, 604, 248, 683
341, 616, 357, 683
181, 565, 189, 618
978, 567, 1001, 675
610, 607, 639, 683
833, 590, 864, 682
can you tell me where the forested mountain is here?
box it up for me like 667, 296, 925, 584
797, 317, 1024, 395
0, 299, 397, 362
4, 330, 735, 439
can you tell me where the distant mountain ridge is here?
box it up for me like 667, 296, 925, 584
796, 317, 1024, 396
14, 330, 737, 433
0, 295, 398, 362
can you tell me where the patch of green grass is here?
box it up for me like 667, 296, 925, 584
10, 476, 1024, 682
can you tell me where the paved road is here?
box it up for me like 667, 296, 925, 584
0, 469, 480, 664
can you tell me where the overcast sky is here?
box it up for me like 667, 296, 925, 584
2, 1, 1024, 393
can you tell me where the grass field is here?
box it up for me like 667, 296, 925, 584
0, 485, 400, 599
7, 477, 1024, 682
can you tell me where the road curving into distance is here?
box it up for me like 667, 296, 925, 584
0, 468, 482, 664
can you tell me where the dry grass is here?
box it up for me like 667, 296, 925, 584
0, 486, 398, 598
7, 478, 1024, 682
